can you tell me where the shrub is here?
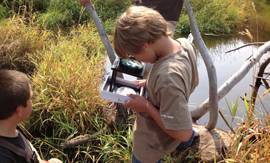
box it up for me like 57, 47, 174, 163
0, 4, 8, 20
177, 0, 253, 35
31, 0, 50, 12
93, 0, 130, 21
27, 25, 112, 161
38, 10, 73, 29
0, 17, 50, 74
38, 0, 130, 30
38, 0, 84, 29
1, 0, 49, 13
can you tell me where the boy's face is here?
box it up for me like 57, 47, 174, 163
131, 43, 157, 63
20, 85, 33, 120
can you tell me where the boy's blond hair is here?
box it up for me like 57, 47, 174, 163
114, 6, 170, 58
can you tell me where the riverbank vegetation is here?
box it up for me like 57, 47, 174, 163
0, 0, 269, 162
176, 0, 255, 36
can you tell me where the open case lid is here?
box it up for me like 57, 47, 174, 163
111, 58, 145, 78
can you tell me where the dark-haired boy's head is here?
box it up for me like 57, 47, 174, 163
0, 70, 31, 120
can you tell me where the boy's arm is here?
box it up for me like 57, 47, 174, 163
126, 94, 192, 142
0, 151, 15, 163
146, 101, 192, 142
28, 139, 63, 163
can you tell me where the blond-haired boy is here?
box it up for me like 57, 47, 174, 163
114, 6, 199, 162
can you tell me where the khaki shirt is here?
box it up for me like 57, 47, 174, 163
133, 38, 198, 162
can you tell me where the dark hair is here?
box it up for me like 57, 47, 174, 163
0, 70, 30, 120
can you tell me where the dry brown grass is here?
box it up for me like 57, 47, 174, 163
0, 17, 51, 74
226, 116, 270, 163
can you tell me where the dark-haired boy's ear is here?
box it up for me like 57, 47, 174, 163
15, 106, 24, 118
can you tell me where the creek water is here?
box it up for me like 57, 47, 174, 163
190, 0, 270, 130
190, 37, 270, 130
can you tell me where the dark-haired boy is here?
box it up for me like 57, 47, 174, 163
0, 70, 62, 163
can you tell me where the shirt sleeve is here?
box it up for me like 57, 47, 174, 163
0, 149, 15, 163
156, 72, 192, 131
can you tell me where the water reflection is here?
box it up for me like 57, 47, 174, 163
191, 37, 270, 130
251, 0, 270, 42
189, 1, 270, 130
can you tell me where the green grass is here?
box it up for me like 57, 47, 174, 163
0, 4, 8, 20
29, 24, 106, 136
24, 24, 134, 162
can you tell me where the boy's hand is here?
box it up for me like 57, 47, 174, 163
124, 94, 150, 113
134, 79, 146, 88
80, 0, 92, 6
48, 158, 63, 163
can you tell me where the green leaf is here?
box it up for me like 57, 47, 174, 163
243, 95, 249, 114
231, 98, 239, 117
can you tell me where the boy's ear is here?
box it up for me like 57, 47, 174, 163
143, 42, 150, 49
15, 106, 24, 118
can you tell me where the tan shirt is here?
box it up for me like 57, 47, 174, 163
133, 38, 198, 162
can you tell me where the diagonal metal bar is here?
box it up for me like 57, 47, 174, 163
82, 2, 116, 64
